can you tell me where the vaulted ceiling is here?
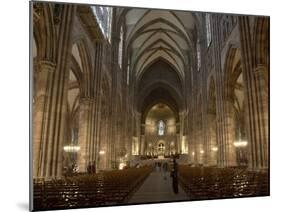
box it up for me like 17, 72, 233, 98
124, 8, 197, 81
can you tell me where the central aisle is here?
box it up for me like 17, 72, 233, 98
128, 170, 189, 203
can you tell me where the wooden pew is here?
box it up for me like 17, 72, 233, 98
33, 166, 153, 210
178, 166, 269, 200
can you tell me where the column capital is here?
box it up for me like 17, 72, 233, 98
80, 97, 95, 104
254, 64, 267, 76
37, 60, 56, 73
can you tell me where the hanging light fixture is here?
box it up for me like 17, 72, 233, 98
233, 140, 248, 147
63, 145, 80, 152
99, 150, 105, 155
212, 146, 218, 152
234, 124, 248, 147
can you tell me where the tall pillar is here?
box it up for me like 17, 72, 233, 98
98, 101, 111, 170
140, 135, 145, 155
238, 16, 269, 170
223, 100, 237, 167
211, 14, 228, 168
207, 113, 218, 166
33, 60, 56, 178
254, 65, 269, 168
95, 109, 102, 172
178, 112, 185, 154
196, 129, 204, 164
105, 111, 113, 170
77, 98, 94, 172
87, 41, 104, 171
109, 26, 120, 169
136, 112, 142, 155
217, 119, 225, 168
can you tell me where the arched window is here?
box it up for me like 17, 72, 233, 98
91, 6, 112, 42
158, 120, 165, 136
197, 39, 201, 71
118, 26, 124, 67
206, 13, 212, 46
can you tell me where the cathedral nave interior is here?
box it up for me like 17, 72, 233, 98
32, 2, 269, 210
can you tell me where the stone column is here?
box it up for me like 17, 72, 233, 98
196, 129, 205, 164
109, 31, 120, 169
179, 112, 184, 154
253, 65, 269, 168
211, 14, 228, 168
90, 42, 103, 170
238, 16, 269, 170
33, 60, 56, 178
95, 108, 102, 172
193, 130, 199, 165
223, 100, 237, 167
245, 65, 269, 169
187, 133, 195, 164
104, 111, 113, 170
98, 102, 111, 170
77, 98, 94, 172
136, 112, 142, 155
207, 113, 218, 166
140, 135, 145, 155
217, 119, 225, 168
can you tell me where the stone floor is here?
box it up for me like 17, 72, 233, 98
128, 170, 189, 204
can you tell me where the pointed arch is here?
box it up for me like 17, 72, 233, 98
223, 45, 242, 101
33, 3, 56, 62
71, 38, 92, 98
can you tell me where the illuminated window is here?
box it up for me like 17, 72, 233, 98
206, 13, 212, 46
91, 6, 112, 42
118, 26, 124, 67
158, 120, 165, 136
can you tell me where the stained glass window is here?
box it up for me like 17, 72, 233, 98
206, 13, 212, 46
158, 120, 165, 136
91, 6, 112, 42
118, 26, 124, 67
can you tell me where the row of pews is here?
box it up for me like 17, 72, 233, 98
178, 165, 269, 200
33, 166, 153, 210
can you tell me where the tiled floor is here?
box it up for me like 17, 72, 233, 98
128, 171, 189, 203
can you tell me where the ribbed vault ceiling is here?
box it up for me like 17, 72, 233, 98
125, 9, 196, 80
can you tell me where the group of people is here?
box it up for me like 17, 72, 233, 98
154, 158, 179, 194
63, 163, 78, 176
87, 161, 96, 174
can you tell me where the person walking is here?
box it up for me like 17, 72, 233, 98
155, 162, 159, 172
171, 158, 179, 194
162, 161, 168, 180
